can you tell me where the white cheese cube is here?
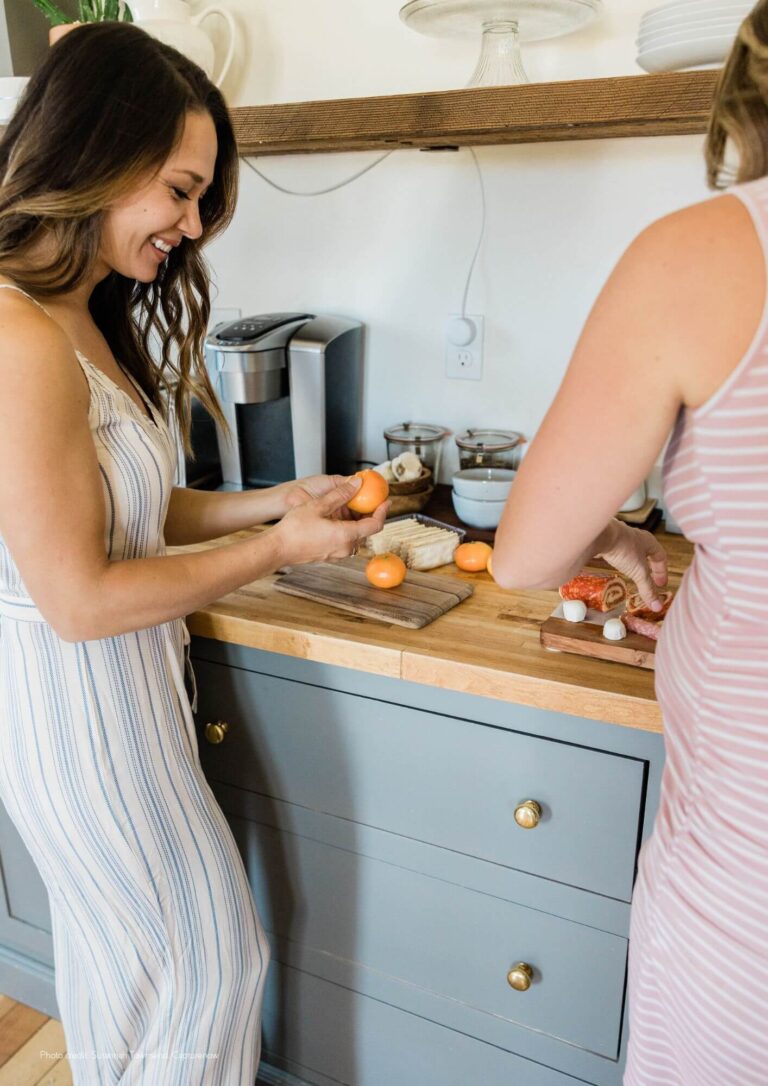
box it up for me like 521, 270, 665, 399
562, 599, 587, 623
603, 618, 627, 641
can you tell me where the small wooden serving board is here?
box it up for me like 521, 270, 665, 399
540, 603, 656, 670
273, 556, 473, 629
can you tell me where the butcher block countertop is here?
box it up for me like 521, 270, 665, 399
176, 528, 694, 735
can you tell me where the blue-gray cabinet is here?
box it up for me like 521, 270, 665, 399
0, 637, 665, 1086
191, 639, 666, 1086
0, 799, 56, 1015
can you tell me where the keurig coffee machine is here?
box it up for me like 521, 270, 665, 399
203, 312, 362, 490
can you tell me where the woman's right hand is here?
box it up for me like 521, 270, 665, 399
595, 519, 669, 611
271, 476, 388, 566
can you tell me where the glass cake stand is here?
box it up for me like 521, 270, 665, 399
400, 0, 603, 85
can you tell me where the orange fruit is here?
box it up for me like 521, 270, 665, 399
454, 541, 493, 572
347, 469, 389, 515
365, 553, 407, 589
487, 551, 494, 579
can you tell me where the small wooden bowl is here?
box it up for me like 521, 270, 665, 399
387, 485, 434, 517
388, 466, 432, 496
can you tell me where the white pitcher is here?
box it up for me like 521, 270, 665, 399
130, 0, 236, 88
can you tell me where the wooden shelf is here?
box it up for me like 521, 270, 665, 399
232, 70, 719, 157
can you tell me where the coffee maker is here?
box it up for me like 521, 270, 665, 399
203, 312, 363, 490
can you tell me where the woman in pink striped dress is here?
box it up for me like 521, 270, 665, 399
493, 6, 768, 1084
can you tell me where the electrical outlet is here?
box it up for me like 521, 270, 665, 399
445, 314, 484, 380
209, 306, 241, 332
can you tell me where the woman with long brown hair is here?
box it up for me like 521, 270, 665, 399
0, 22, 385, 1083
493, 4, 768, 1083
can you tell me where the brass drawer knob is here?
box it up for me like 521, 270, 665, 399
204, 720, 230, 745
514, 799, 542, 829
507, 962, 533, 992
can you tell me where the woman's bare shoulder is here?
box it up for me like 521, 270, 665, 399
0, 286, 91, 423
631, 192, 765, 410
635, 192, 760, 268
0, 287, 80, 374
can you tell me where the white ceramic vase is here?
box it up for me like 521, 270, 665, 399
130, 0, 236, 87
0, 76, 30, 123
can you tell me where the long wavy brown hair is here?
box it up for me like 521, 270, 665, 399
706, 2, 768, 188
0, 21, 238, 453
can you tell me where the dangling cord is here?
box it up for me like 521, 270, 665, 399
460, 147, 487, 318
242, 151, 394, 196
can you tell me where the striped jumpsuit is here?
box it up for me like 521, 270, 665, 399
0, 285, 270, 1084
625, 178, 768, 1084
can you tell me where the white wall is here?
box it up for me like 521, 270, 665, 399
199, 1, 713, 484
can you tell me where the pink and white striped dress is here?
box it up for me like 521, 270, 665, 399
625, 177, 768, 1086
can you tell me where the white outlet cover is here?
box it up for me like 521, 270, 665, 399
446, 313, 484, 380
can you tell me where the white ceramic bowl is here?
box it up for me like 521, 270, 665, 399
620, 482, 647, 513
451, 491, 507, 530
452, 467, 516, 501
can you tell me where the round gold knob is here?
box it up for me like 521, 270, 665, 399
204, 720, 230, 745
507, 962, 533, 992
514, 799, 542, 830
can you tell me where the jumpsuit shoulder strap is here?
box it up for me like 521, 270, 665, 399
0, 282, 54, 319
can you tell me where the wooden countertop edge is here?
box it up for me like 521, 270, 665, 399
186, 610, 403, 678
400, 651, 663, 733
187, 609, 664, 734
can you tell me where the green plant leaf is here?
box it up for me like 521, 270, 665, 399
78, 0, 98, 21
29, 0, 71, 24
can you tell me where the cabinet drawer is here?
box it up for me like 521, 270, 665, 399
194, 660, 645, 900
263, 962, 603, 1086
238, 817, 627, 1060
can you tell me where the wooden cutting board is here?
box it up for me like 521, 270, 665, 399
540, 608, 657, 670
273, 556, 473, 628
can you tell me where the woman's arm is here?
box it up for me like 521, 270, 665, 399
164, 473, 360, 546
492, 195, 764, 599
0, 307, 383, 642
164, 484, 291, 545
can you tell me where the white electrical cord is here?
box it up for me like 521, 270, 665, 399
242, 151, 394, 196
241, 146, 486, 318
460, 147, 486, 319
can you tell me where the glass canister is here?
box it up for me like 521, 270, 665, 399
455, 429, 526, 470
384, 422, 450, 478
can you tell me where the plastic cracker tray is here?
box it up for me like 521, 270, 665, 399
387, 514, 466, 542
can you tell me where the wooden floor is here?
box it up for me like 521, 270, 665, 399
0, 995, 71, 1085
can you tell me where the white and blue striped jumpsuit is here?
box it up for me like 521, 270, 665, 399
0, 284, 270, 1084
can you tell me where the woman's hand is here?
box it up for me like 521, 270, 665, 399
594, 519, 668, 611
271, 476, 388, 566
279, 474, 359, 519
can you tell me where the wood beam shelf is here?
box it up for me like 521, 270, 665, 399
232, 69, 719, 157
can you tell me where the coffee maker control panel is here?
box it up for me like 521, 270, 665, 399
213, 312, 314, 343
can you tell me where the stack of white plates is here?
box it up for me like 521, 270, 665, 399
636, 0, 752, 73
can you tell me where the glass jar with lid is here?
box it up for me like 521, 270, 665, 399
455, 429, 526, 470
384, 422, 450, 479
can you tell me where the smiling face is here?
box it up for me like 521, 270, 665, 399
98, 110, 218, 283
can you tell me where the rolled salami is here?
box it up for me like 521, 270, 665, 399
624, 612, 662, 641
626, 591, 675, 622
559, 573, 627, 612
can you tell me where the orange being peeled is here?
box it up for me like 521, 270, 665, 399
347, 469, 389, 515
365, 553, 406, 589
454, 541, 493, 572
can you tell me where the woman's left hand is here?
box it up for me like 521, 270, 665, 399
280, 475, 358, 520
